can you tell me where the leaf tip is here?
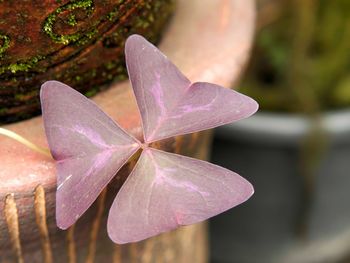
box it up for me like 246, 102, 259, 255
106, 221, 127, 245
242, 179, 255, 204
249, 97, 260, 116
56, 219, 71, 231
125, 34, 146, 51
40, 80, 68, 102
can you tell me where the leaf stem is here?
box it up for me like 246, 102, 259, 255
0, 128, 52, 158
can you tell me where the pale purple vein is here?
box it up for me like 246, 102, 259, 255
56, 150, 113, 192
150, 73, 167, 118
73, 125, 111, 149
170, 89, 220, 120
146, 73, 167, 141
147, 149, 210, 224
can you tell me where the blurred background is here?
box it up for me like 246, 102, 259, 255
210, 0, 350, 262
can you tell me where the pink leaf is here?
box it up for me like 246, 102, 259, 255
125, 34, 259, 143
107, 148, 253, 244
40, 34, 258, 243
40, 81, 140, 229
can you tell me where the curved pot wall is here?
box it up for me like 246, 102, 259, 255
0, 0, 174, 124
211, 111, 350, 263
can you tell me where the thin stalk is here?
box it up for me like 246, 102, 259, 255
0, 128, 52, 158
288, 0, 329, 240
288, 0, 318, 114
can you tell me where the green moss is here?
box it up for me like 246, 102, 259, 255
107, 5, 122, 21
67, 14, 78, 26
0, 0, 174, 75
0, 33, 10, 57
0, 55, 45, 74
8, 63, 30, 73
1, 1, 112, 73
43, 0, 95, 45
0, 0, 175, 124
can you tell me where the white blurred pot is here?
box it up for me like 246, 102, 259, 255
210, 110, 350, 263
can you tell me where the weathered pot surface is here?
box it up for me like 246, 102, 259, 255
212, 110, 350, 263
0, 0, 256, 262
0, 0, 174, 124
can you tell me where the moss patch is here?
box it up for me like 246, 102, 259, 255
43, 0, 95, 45
0, 0, 175, 124
0, 33, 10, 57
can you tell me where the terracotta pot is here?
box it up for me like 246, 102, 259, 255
0, 0, 174, 124
0, 0, 255, 262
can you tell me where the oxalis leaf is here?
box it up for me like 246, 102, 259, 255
40, 34, 259, 244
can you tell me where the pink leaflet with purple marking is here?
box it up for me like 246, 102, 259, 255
40, 81, 140, 229
108, 148, 254, 244
125, 35, 259, 143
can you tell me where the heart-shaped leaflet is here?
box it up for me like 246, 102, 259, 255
41, 82, 140, 229
40, 34, 258, 244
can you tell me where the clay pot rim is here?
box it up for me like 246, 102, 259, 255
0, 0, 256, 193
216, 109, 350, 146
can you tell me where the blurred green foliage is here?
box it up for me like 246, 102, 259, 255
240, 0, 350, 112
